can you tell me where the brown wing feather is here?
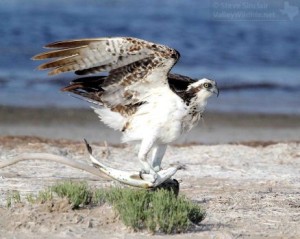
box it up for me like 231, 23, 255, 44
32, 46, 84, 60
62, 75, 144, 117
32, 37, 179, 76
37, 57, 75, 70
62, 72, 197, 113
33, 37, 181, 111
44, 38, 103, 48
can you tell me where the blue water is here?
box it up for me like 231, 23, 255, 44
0, 0, 300, 114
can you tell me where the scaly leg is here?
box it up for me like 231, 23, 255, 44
151, 144, 167, 172
138, 137, 157, 175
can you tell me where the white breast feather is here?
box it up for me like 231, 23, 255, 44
93, 107, 126, 131
121, 87, 188, 143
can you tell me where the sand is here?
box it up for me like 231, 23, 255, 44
1, 106, 300, 144
0, 107, 300, 238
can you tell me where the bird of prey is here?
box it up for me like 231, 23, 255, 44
32, 37, 219, 187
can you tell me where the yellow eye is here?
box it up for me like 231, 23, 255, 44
204, 83, 211, 88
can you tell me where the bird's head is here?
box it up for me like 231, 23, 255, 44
186, 78, 219, 101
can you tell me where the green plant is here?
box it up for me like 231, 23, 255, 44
37, 188, 53, 203
92, 188, 108, 206
51, 181, 91, 208
99, 187, 205, 234
108, 188, 151, 231
6, 190, 21, 208
26, 193, 36, 204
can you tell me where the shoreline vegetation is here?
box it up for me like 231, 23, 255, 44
6, 181, 205, 234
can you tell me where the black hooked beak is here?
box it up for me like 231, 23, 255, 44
212, 86, 219, 97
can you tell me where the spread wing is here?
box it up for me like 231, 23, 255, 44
32, 37, 181, 110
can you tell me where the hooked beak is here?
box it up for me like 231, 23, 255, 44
212, 87, 219, 97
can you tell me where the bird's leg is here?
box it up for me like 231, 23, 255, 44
151, 144, 167, 172
138, 141, 179, 185
138, 138, 157, 176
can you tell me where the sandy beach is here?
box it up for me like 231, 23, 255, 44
0, 106, 299, 238
1, 106, 300, 144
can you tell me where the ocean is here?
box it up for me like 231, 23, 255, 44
0, 0, 299, 114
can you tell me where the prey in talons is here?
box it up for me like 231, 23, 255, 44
84, 139, 179, 188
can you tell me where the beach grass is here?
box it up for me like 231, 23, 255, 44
51, 181, 91, 209
6, 190, 21, 208
94, 187, 205, 233
6, 181, 205, 234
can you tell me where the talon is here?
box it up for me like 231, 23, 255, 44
139, 170, 143, 179
139, 168, 149, 175
140, 172, 157, 183
139, 166, 156, 175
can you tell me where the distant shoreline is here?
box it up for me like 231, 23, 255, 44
1, 106, 299, 144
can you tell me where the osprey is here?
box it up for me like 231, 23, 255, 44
32, 37, 219, 187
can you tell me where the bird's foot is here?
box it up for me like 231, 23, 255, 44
151, 167, 178, 187
139, 167, 178, 186
139, 170, 158, 183
139, 161, 158, 175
